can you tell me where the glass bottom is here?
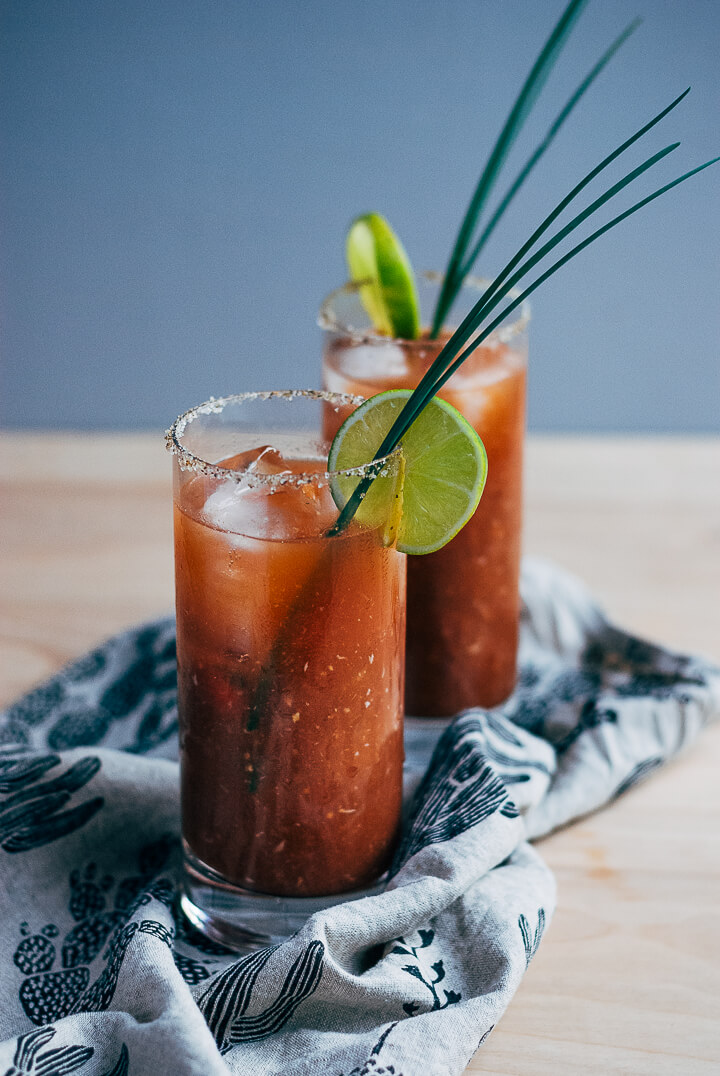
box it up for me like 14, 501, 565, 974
403, 715, 451, 781
182, 843, 385, 952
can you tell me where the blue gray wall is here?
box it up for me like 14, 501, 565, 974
2, 0, 718, 431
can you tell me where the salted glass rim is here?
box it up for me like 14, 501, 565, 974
165, 389, 402, 488
318, 271, 531, 346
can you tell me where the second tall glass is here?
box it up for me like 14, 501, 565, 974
320, 276, 529, 717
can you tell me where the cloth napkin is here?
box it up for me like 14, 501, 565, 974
0, 558, 717, 1076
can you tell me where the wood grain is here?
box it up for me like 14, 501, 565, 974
1, 432, 719, 1072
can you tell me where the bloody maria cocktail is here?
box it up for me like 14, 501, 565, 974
321, 277, 529, 716
168, 391, 405, 942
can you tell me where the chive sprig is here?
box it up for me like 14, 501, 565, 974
328, 89, 718, 537
443, 16, 642, 319
431, 0, 593, 335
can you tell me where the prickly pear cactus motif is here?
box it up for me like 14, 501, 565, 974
12, 839, 176, 1024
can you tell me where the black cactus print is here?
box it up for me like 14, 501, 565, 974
13, 842, 176, 1024
47, 708, 115, 752
2, 681, 67, 731
613, 670, 703, 701
112, 835, 176, 914
49, 625, 177, 755
0, 619, 177, 757
510, 694, 551, 737
0, 576, 712, 1074
13, 925, 59, 976
2, 1026, 93, 1076
171, 901, 234, 986
388, 930, 461, 1017
2, 1027, 129, 1076
173, 952, 212, 986
63, 649, 108, 683
78, 919, 172, 1014
509, 663, 604, 744
197, 941, 325, 1050
509, 616, 712, 752
17, 917, 172, 1025
553, 699, 618, 754
519, 908, 546, 967
592, 634, 664, 672
471, 713, 552, 784
516, 662, 542, 691
549, 668, 603, 704
98, 626, 178, 754
0, 748, 103, 853
393, 716, 518, 872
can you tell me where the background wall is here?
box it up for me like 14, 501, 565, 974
1, 0, 718, 432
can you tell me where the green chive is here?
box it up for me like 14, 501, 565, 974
455, 19, 642, 284
433, 156, 720, 398
329, 98, 717, 536
376, 90, 692, 451
430, 0, 590, 336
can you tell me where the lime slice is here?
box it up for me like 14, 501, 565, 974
328, 389, 488, 555
346, 213, 421, 340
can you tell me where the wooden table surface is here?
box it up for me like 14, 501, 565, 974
1, 433, 719, 1073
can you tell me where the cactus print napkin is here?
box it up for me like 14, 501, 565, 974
0, 558, 717, 1076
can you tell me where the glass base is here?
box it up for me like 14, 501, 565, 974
403, 715, 451, 780
182, 844, 384, 952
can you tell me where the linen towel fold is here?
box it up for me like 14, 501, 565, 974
0, 557, 717, 1075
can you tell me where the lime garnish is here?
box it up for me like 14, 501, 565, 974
328, 390, 487, 555
346, 213, 421, 340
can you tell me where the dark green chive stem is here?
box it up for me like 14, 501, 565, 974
365, 90, 692, 460
338, 140, 681, 488
431, 0, 590, 337
426, 0, 589, 333
441, 83, 690, 352
424, 141, 683, 391
329, 142, 718, 535
428, 156, 720, 402
455, 19, 642, 284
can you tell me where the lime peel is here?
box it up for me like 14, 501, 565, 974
346, 213, 421, 340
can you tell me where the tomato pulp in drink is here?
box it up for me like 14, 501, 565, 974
323, 333, 526, 715
174, 447, 406, 898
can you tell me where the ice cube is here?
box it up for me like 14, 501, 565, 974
246, 445, 294, 476
202, 482, 270, 542
201, 445, 296, 542
336, 342, 411, 382
218, 444, 292, 476
202, 462, 337, 542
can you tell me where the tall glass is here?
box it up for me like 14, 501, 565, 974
167, 391, 406, 948
320, 276, 529, 718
